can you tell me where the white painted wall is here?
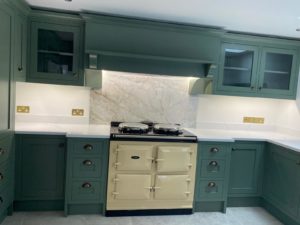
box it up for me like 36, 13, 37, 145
15, 82, 91, 124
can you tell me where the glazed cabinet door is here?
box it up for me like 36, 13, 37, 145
217, 43, 259, 94
263, 144, 300, 219
15, 135, 66, 200
28, 22, 82, 85
258, 48, 298, 98
229, 142, 264, 196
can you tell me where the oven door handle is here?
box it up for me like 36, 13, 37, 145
155, 158, 164, 162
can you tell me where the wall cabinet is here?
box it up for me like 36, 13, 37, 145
216, 40, 299, 99
229, 142, 264, 197
263, 143, 300, 221
28, 18, 84, 86
64, 138, 109, 215
15, 135, 66, 210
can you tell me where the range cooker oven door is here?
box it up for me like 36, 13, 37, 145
156, 146, 192, 172
115, 145, 154, 171
154, 175, 191, 200
113, 174, 152, 200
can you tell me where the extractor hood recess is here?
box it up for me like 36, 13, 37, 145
83, 13, 224, 78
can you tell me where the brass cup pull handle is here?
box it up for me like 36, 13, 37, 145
208, 182, 216, 188
84, 144, 93, 151
0, 173, 3, 181
82, 182, 92, 189
0, 149, 5, 155
209, 161, 218, 167
210, 147, 219, 153
83, 160, 93, 166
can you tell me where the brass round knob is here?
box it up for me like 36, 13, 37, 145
83, 160, 93, 166
82, 182, 92, 188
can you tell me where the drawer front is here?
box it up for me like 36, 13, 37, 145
201, 143, 229, 158
200, 159, 226, 178
71, 180, 102, 202
72, 139, 107, 155
0, 187, 13, 214
72, 157, 102, 178
0, 133, 12, 165
0, 162, 9, 192
198, 180, 224, 200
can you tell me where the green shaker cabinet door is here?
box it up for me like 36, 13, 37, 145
217, 43, 259, 94
263, 143, 300, 219
0, 6, 12, 131
258, 48, 298, 98
14, 13, 27, 82
28, 22, 83, 86
15, 135, 66, 200
229, 142, 264, 197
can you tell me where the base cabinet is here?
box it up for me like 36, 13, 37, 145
263, 143, 300, 221
15, 135, 66, 210
228, 142, 264, 197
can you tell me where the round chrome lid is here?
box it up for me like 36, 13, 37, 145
153, 123, 181, 134
118, 122, 149, 132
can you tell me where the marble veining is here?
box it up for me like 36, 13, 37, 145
90, 71, 198, 127
2, 207, 282, 225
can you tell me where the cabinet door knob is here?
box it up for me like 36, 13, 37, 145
209, 161, 218, 167
84, 144, 93, 151
210, 147, 219, 153
18, 66, 23, 72
83, 160, 93, 166
82, 182, 92, 188
0, 148, 5, 155
208, 182, 216, 188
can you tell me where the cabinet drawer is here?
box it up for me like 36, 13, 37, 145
198, 180, 224, 200
71, 139, 107, 155
0, 162, 9, 192
0, 133, 12, 165
71, 180, 102, 203
0, 187, 12, 214
72, 157, 102, 178
200, 159, 226, 178
200, 143, 229, 158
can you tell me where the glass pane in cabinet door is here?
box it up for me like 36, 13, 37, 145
37, 29, 74, 74
263, 53, 293, 90
223, 49, 254, 87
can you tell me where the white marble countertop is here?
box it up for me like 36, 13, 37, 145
15, 123, 300, 153
186, 128, 300, 153
15, 123, 110, 138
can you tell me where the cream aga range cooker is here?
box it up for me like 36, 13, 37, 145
106, 122, 198, 216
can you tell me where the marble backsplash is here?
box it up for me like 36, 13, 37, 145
90, 71, 198, 127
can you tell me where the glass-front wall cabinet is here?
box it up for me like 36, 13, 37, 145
29, 22, 82, 85
258, 48, 297, 96
218, 44, 258, 93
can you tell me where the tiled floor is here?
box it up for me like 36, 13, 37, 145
2, 207, 282, 225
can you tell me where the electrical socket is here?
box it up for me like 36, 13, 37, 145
16, 106, 30, 113
243, 117, 265, 124
72, 109, 84, 116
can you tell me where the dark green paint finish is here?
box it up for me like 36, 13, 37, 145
13, 200, 64, 211
227, 197, 262, 207
15, 135, 66, 201
27, 13, 84, 86
263, 143, 300, 220
64, 138, 109, 215
194, 201, 225, 213
229, 142, 264, 197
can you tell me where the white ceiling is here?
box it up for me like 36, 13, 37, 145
25, 0, 300, 38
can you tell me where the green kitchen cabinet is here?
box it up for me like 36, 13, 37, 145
215, 36, 300, 99
64, 138, 109, 215
229, 142, 264, 197
13, 12, 27, 82
15, 135, 66, 210
263, 143, 300, 221
194, 142, 231, 212
27, 13, 84, 86
0, 3, 13, 131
